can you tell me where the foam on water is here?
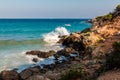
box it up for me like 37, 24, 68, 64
0, 19, 92, 72
43, 27, 70, 43
0, 51, 30, 72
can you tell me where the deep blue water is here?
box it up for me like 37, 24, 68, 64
0, 19, 92, 71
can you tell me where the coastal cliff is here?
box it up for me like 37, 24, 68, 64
0, 4, 120, 80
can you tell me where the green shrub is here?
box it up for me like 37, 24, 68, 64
116, 4, 120, 11
103, 14, 113, 20
96, 13, 113, 21
113, 42, 120, 52
105, 42, 120, 70
60, 68, 89, 80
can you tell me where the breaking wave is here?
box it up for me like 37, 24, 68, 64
43, 27, 70, 43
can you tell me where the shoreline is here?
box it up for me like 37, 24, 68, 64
0, 5, 120, 80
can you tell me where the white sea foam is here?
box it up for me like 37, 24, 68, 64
0, 51, 30, 72
65, 24, 71, 26
43, 27, 70, 43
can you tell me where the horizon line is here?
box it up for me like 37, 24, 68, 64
0, 18, 92, 19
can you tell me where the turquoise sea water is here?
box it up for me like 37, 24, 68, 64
0, 19, 92, 71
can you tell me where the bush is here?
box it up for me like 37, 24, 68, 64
60, 68, 89, 80
96, 13, 113, 21
105, 42, 120, 70
116, 4, 120, 11
103, 14, 113, 20
113, 42, 120, 52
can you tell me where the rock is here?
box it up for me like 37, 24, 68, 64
43, 64, 55, 70
57, 35, 68, 43
0, 70, 20, 80
61, 33, 86, 51
81, 28, 91, 33
27, 75, 50, 80
20, 69, 33, 79
20, 66, 41, 80
97, 70, 120, 80
37, 50, 56, 58
26, 50, 56, 58
26, 50, 41, 55
56, 47, 78, 57
32, 58, 39, 63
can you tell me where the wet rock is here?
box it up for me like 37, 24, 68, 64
43, 64, 55, 70
56, 47, 78, 57
26, 50, 56, 58
0, 70, 20, 80
37, 50, 56, 58
57, 35, 68, 43
20, 66, 41, 80
26, 50, 41, 55
32, 58, 39, 63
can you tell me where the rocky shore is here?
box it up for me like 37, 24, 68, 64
0, 4, 120, 80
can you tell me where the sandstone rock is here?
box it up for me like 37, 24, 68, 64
0, 70, 20, 80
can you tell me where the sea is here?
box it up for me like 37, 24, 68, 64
0, 19, 92, 72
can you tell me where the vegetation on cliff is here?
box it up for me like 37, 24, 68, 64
106, 42, 120, 70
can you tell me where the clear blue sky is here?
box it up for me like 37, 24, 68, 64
0, 0, 119, 18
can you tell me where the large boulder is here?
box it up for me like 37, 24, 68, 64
61, 33, 86, 51
0, 70, 20, 80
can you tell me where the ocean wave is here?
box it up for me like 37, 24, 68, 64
42, 27, 70, 43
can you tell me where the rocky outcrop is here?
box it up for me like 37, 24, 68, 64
60, 33, 86, 52
0, 70, 20, 80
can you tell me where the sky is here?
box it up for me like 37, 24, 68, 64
0, 0, 119, 18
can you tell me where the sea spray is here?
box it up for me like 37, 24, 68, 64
43, 27, 70, 43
